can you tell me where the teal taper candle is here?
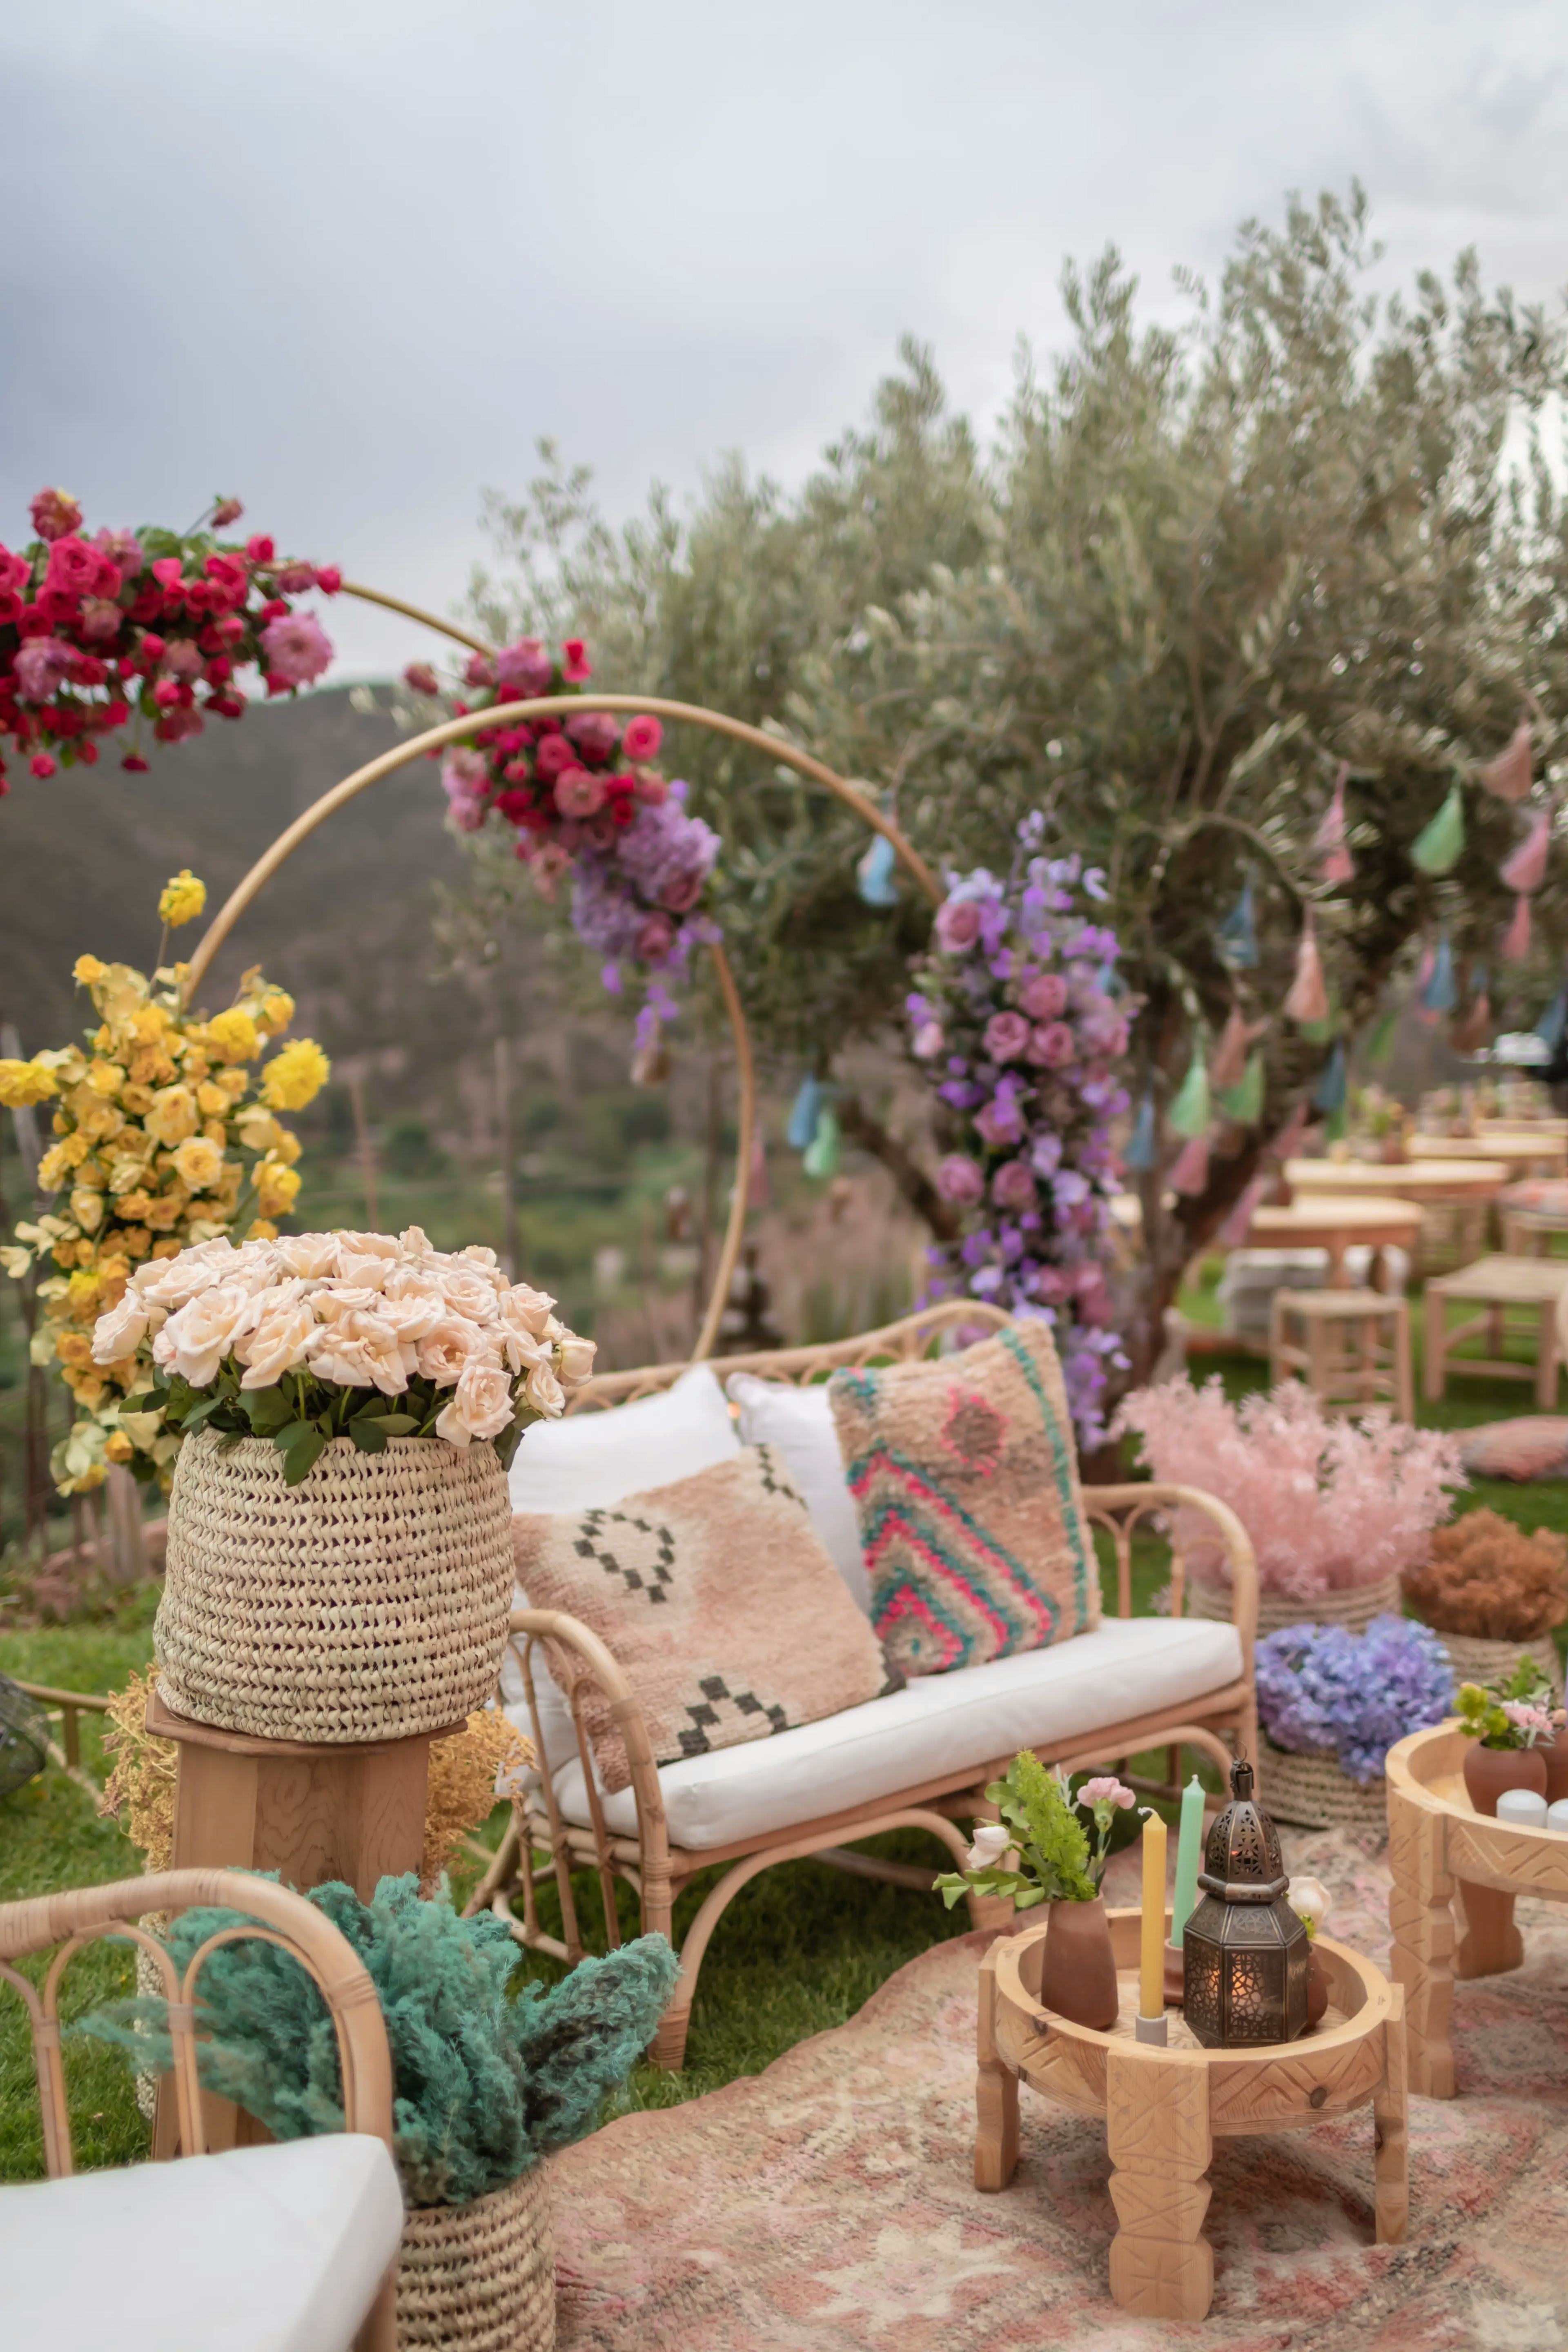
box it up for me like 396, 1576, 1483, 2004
1171, 1773, 1205, 1942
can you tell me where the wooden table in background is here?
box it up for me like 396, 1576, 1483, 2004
1246, 1198, 1424, 1288
1286, 1156, 1508, 1273
977, 1907, 1407, 2323
1387, 1722, 1568, 2098
1410, 1133, 1568, 1176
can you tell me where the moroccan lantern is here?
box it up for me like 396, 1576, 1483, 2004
1181, 1757, 1309, 2047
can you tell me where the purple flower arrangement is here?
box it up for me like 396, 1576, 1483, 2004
906, 816, 1136, 1446
1256, 1617, 1454, 1785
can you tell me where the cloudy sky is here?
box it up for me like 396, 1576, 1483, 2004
6, 0, 1567, 677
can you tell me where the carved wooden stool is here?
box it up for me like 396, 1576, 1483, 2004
1387, 1721, 1568, 2098
1269, 1287, 1414, 1421
976, 1907, 1408, 2323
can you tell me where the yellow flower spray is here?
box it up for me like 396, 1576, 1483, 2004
0, 874, 331, 1494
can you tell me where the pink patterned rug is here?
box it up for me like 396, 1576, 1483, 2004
553, 1830, 1568, 2351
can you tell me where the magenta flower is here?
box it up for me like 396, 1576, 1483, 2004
534, 732, 575, 782
1028, 1020, 1077, 1069
12, 637, 75, 701
260, 611, 333, 687
1079, 1776, 1136, 1809
974, 1092, 1027, 1149
555, 766, 606, 819
495, 637, 553, 696
1020, 971, 1068, 1020
992, 1159, 1038, 1211
935, 896, 983, 953
985, 1010, 1031, 1063
937, 1154, 986, 1206
78, 598, 122, 643
623, 714, 663, 762
94, 526, 144, 581
29, 487, 82, 542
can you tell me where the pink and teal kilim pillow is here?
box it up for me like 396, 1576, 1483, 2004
827, 1319, 1099, 1677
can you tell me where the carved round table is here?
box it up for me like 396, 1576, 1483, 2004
1387, 1721, 1568, 2098
976, 1908, 1408, 2323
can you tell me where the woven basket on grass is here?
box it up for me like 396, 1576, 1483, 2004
398, 2163, 554, 2352
1431, 1630, 1564, 1703
156, 1430, 515, 1744
1189, 1570, 1402, 1639
1261, 1741, 1389, 1833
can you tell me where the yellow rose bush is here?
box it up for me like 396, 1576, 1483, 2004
0, 875, 330, 1493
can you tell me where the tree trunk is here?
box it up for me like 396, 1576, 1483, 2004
837, 1092, 958, 1241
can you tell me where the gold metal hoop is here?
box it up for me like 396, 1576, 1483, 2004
185, 587, 940, 1358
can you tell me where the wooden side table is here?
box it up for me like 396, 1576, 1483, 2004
977, 1907, 1407, 2322
1422, 1253, 1568, 1408
1269, 1287, 1414, 1420
1387, 1722, 1568, 2098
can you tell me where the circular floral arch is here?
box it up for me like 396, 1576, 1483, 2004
183, 586, 940, 1357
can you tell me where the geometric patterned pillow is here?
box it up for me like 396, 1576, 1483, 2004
510, 1443, 891, 1793
828, 1317, 1100, 1678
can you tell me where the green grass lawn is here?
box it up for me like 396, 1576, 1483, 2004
4, 1295, 1566, 2176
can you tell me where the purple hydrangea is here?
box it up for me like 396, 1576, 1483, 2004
1256, 1617, 1454, 1784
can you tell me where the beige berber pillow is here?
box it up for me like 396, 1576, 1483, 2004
511, 1443, 891, 1793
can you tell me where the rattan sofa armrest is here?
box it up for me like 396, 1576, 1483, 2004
506, 1607, 669, 1844
1084, 1481, 1258, 1679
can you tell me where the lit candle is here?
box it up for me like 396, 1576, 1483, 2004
1171, 1774, 1205, 1943
1139, 1809, 1167, 2018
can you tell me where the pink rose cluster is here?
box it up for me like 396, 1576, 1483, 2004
419, 637, 720, 1004
0, 490, 339, 791
908, 821, 1135, 1446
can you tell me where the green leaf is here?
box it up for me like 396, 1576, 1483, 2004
270, 1421, 316, 1453
242, 1385, 294, 1433
349, 1420, 388, 1454
281, 1430, 326, 1486
178, 1394, 227, 1432
375, 1413, 420, 1434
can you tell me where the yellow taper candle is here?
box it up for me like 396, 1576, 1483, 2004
1139, 1809, 1167, 2017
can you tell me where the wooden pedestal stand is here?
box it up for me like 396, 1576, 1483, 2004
1387, 1721, 1568, 2098
148, 1688, 462, 2155
976, 1907, 1408, 2323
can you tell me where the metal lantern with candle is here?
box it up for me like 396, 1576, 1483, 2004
1182, 1757, 1310, 2047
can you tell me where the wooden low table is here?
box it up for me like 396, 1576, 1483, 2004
1286, 1156, 1510, 1205
976, 1907, 1407, 2322
1422, 1252, 1568, 1407
1246, 1198, 1424, 1287
1388, 1722, 1568, 2098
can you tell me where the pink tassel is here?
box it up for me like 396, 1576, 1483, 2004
1269, 1098, 1310, 1166
1284, 911, 1329, 1025
1218, 1171, 1270, 1248
1501, 893, 1532, 963
1169, 1134, 1210, 1196
1316, 764, 1355, 883
1480, 718, 1533, 803
1209, 1006, 1252, 1092
1500, 804, 1552, 895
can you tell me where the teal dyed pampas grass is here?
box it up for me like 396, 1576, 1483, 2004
80, 1872, 677, 2207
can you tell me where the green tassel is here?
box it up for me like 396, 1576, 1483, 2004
803, 1105, 841, 1178
1216, 1052, 1265, 1126
1167, 1049, 1210, 1140
1411, 782, 1466, 877
1324, 1103, 1348, 1144
1363, 1006, 1399, 1068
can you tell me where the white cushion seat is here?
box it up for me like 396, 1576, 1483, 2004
0, 2134, 404, 2352
528, 1615, 1243, 1852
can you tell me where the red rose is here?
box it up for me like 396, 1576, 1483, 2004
150, 557, 184, 589
29, 489, 82, 542
30, 752, 56, 777
562, 638, 592, 682
563, 710, 619, 766
204, 553, 247, 596
245, 535, 275, 565
534, 732, 576, 782
316, 566, 341, 594
77, 740, 99, 765
44, 535, 109, 602
120, 753, 150, 771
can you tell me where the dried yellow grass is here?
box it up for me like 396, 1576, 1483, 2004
98, 1669, 178, 1872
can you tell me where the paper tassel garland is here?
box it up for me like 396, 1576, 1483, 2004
1124, 1089, 1157, 1171
1451, 979, 1492, 1055
1218, 1172, 1270, 1250
1208, 1006, 1253, 1093
1311, 1041, 1347, 1114
1168, 1133, 1210, 1196
1535, 987, 1568, 1052
856, 833, 899, 906
787, 1075, 824, 1151
1270, 1097, 1311, 1167
1363, 1005, 1399, 1068
1216, 1052, 1265, 1126
1316, 764, 1355, 884
1480, 718, 1533, 803
1168, 1051, 1212, 1140
1284, 911, 1330, 1025
1421, 934, 1457, 1014
1500, 805, 1552, 895
1411, 781, 1466, 876
1218, 880, 1258, 968
802, 1105, 841, 1178
1501, 894, 1532, 963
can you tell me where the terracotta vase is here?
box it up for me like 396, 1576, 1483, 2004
1463, 1741, 1548, 1817
1039, 1897, 1120, 2032
1305, 1946, 1330, 2027
1543, 1740, 1568, 1808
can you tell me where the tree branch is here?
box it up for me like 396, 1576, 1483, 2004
837, 1093, 958, 1240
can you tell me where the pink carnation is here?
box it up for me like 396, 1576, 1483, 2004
94, 527, 144, 581
937, 1154, 986, 1206
534, 732, 576, 782
1080, 1776, 1136, 1809
45, 535, 117, 601
495, 638, 553, 695
12, 636, 74, 701
260, 611, 333, 687
1028, 1021, 1077, 1069
441, 747, 490, 830
622, 714, 663, 762
935, 896, 982, 953
30, 488, 82, 542
985, 1010, 1031, 1063
526, 840, 571, 898
562, 637, 592, 682
554, 766, 606, 819
991, 1158, 1037, 1210
1021, 971, 1068, 1020
79, 598, 123, 643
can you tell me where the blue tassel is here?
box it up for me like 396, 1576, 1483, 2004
1124, 1089, 1157, 1171
786, 1075, 823, 1151
1421, 934, 1457, 1015
1536, 986, 1568, 1052
856, 834, 899, 906
1312, 1040, 1347, 1114
1218, 881, 1258, 968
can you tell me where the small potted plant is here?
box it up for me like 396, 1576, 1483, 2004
1402, 1509, 1567, 1704
936, 1756, 1138, 2031
1115, 1379, 1465, 1636
1454, 1659, 1564, 1815
86, 1873, 679, 2352
1254, 1615, 1454, 1830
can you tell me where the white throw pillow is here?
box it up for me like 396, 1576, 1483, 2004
508, 1361, 739, 1513
726, 1372, 870, 1613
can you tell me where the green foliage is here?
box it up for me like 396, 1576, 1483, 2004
1455, 1655, 1557, 1750
934, 1750, 1098, 1911
154, 1358, 530, 1485
76, 1873, 678, 2205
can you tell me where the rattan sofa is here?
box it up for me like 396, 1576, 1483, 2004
474, 1301, 1258, 2067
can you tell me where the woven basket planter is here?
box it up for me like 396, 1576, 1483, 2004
1189, 1570, 1403, 1639
1260, 1740, 1389, 1833
397, 2164, 554, 2351
1428, 1630, 1564, 1703
156, 1430, 515, 1744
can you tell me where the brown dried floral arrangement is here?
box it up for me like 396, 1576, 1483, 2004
1402, 1508, 1568, 1642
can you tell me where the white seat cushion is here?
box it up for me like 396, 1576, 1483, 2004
0, 2134, 403, 2352
508, 1361, 739, 1513
726, 1373, 869, 1611
541, 1615, 1243, 1851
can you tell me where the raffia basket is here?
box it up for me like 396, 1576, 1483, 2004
397, 2164, 554, 2351
1261, 1740, 1389, 1834
155, 1430, 515, 1743
1189, 1571, 1403, 1639
1432, 1630, 1564, 1704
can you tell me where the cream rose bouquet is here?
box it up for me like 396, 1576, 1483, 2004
92, 1226, 595, 1485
